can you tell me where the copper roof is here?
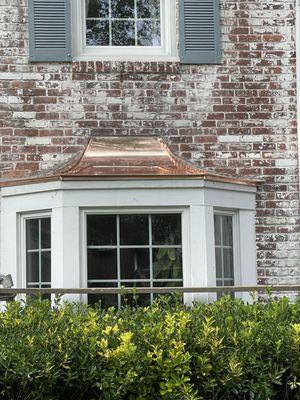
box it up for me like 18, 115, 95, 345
0, 137, 258, 187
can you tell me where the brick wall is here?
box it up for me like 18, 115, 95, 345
0, 0, 299, 283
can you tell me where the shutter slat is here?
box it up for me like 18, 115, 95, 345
179, 0, 221, 64
28, 0, 72, 62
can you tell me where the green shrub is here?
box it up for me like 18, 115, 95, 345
0, 295, 300, 399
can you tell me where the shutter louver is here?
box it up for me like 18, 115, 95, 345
28, 0, 71, 62
179, 0, 221, 64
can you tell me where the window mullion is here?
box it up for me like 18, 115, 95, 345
109, 0, 112, 46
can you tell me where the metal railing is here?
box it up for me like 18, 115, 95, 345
0, 285, 299, 295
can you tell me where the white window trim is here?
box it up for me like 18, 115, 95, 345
71, 0, 179, 61
19, 211, 52, 291
213, 209, 241, 289
80, 207, 189, 304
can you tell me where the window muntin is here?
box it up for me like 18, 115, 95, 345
86, 213, 182, 307
214, 214, 234, 297
25, 217, 51, 295
85, 0, 161, 47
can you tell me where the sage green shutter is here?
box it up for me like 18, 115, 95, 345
179, 0, 221, 64
28, 0, 71, 62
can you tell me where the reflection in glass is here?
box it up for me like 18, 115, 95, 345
120, 215, 148, 245
137, 20, 161, 46
153, 248, 182, 280
88, 249, 117, 280
111, 0, 134, 18
86, 0, 109, 18
41, 218, 51, 249
41, 251, 51, 282
88, 282, 118, 309
223, 216, 233, 246
152, 214, 181, 245
87, 215, 116, 246
120, 249, 150, 280
121, 282, 150, 307
86, 20, 109, 46
112, 21, 135, 46
26, 219, 39, 250
26, 253, 39, 283
137, 0, 160, 18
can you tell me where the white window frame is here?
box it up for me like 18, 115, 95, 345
71, 0, 179, 61
214, 208, 241, 286
19, 211, 52, 291
80, 207, 189, 305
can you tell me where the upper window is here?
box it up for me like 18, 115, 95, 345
85, 0, 161, 47
72, 0, 177, 61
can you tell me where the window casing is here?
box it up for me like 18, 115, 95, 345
72, 0, 178, 61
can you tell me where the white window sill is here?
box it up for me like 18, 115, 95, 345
73, 54, 180, 62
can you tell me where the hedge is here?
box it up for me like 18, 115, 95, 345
0, 295, 300, 399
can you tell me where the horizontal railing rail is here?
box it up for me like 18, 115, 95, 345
0, 286, 299, 295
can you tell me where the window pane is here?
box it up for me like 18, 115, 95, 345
214, 215, 221, 246
137, 0, 160, 18
88, 282, 118, 309
86, 0, 109, 18
87, 215, 117, 246
224, 248, 234, 280
121, 282, 150, 307
223, 216, 233, 246
120, 249, 150, 280
120, 215, 148, 245
111, 21, 135, 46
88, 249, 117, 280
137, 20, 160, 46
153, 248, 182, 280
41, 251, 51, 283
86, 20, 109, 46
26, 252, 39, 283
152, 214, 181, 245
26, 219, 39, 250
41, 218, 51, 249
215, 247, 222, 280
111, 0, 134, 18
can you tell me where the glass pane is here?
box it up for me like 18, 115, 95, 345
137, 20, 161, 46
26, 219, 39, 250
26, 252, 39, 283
111, 21, 135, 46
86, 20, 109, 46
215, 247, 222, 280
88, 282, 118, 309
223, 216, 233, 246
153, 281, 183, 302
41, 251, 51, 283
120, 249, 150, 280
121, 282, 150, 307
214, 215, 221, 246
152, 214, 181, 245
41, 218, 51, 249
137, 0, 160, 18
111, 0, 134, 18
153, 248, 182, 280
87, 215, 117, 246
88, 249, 117, 280
86, 0, 109, 18
120, 215, 149, 245
223, 248, 234, 280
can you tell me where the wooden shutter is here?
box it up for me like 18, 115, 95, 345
28, 0, 71, 62
179, 0, 221, 64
